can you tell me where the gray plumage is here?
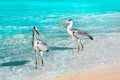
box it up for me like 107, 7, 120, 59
34, 38, 49, 52
71, 28, 93, 40
32, 26, 49, 53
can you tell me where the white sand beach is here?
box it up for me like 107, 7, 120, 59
52, 64, 120, 80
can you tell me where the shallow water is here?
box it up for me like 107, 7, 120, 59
0, 0, 120, 80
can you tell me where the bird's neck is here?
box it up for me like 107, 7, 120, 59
67, 22, 73, 30
67, 22, 73, 37
33, 30, 35, 43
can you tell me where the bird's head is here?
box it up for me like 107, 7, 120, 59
34, 26, 40, 35
61, 19, 73, 24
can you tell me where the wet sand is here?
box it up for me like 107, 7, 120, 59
52, 65, 120, 80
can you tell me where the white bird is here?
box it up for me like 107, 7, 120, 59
61, 19, 93, 52
32, 26, 49, 69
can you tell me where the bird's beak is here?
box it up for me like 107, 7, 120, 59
35, 30, 40, 35
61, 21, 67, 24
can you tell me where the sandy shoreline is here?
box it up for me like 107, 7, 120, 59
52, 65, 120, 80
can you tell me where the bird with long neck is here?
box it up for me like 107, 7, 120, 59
32, 26, 49, 69
61, 19, 93, 53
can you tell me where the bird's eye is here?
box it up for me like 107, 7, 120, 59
68, 19, 72, 21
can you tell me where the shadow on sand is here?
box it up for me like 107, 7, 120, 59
50, 46, 75, 50
0, 60, 30, 67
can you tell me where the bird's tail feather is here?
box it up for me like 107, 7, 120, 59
88, 35, 93, 40
46, 49, 49, 52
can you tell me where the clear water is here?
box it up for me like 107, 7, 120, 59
0, 0, 120, 80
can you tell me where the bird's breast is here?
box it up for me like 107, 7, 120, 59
67, 29, 73, 37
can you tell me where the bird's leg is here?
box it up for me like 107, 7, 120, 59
40, 52, 44, 67
36, 58, 38, 69
80, 41, 84, 51
35, 53, 38, 69
81, 43, 84, 51
78, 39, 80, 53
42, 58, 44, 67
78, 44, 80, 52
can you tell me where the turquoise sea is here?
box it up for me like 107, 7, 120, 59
0, 0, 120, 80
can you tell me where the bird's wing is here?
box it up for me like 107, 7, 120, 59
71, 28, 92, 39
35, 38, 49, 52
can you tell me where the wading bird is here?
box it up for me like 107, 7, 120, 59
32, 26, 49, 69
61, 19, 93, 52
